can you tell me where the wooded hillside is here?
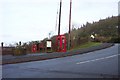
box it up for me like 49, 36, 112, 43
51, 16, 119, 50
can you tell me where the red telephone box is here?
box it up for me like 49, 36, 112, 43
31, 44, 37, 53
56, 35, 66, 52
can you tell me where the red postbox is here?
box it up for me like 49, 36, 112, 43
56, 35, 66, 52
31, 44, 37, 53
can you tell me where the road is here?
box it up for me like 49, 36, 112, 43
2, 44, 119, 78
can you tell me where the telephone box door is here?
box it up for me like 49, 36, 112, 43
56, 35, 66, 52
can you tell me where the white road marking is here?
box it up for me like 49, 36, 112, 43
76, 54, 119, 65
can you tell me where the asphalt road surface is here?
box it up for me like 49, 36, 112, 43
2, 44, 119, 78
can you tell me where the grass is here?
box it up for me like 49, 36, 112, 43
70, 42, 101, 51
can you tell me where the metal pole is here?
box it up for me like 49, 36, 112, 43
58, 0, 62, 35
68, 0, 72, 50
1, 42, 3, 55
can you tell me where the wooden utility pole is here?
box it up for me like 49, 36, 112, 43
68, 0, 72, 50
58, 0, 62, 35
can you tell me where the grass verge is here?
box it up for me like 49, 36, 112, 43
70, 42, 101, 51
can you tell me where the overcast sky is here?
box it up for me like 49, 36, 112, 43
0, 0, 119, 45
